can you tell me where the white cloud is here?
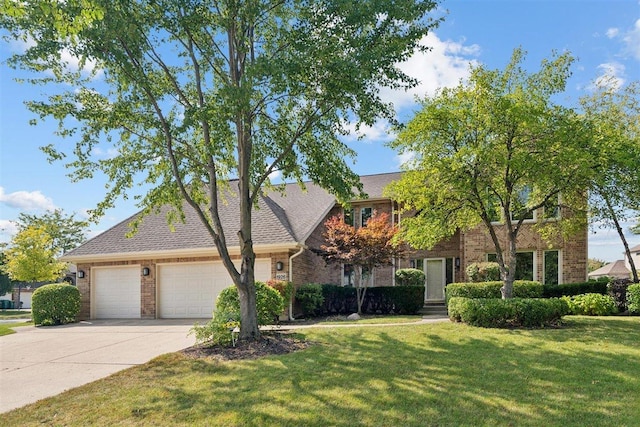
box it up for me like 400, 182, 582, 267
395, 151, 416, 169
0, 187, 57, 211
91, 146, 119, 159
381, 32, 481, 112
605, 28, 619, 38
343, 121, 396, 143
622, 18, 640, 60
10, 35, 103, 80
0, 220, 19, 241
592, 62, 626, 90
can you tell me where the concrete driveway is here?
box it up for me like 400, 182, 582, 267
0, 319, 199, 413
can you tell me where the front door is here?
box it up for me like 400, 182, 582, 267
425, 258, 446, 301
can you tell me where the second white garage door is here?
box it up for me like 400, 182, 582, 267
157, 259, 271, 318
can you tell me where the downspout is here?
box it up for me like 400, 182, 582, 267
288, 244, 306, 320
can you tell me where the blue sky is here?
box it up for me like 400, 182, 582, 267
1, 0, 639, 262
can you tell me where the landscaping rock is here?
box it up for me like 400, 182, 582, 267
347, 313, 361, 321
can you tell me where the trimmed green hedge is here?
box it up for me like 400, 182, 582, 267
294, 284, 425, 317
32, 283, 80, 326
446, 281, 543, 302
295, 284, 325, 317
628, 284, 640, 315
448, 297, 569, 328
561, 293, 617, 316
542, 280, 608, 298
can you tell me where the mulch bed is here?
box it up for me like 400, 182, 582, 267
181, 332, 311, 361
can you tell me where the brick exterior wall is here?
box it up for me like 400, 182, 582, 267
76, 253, 285, 320
79, 201, 588, 318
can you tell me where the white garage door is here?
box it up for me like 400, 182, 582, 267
157, 259, 271, 319
93, 266, 141, 319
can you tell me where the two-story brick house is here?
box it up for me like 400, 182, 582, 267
62, 172, 588, 319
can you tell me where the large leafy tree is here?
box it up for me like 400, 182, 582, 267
3, 226, 67, 284
16, 209, 89, 256
580, 81, 640, 283
386, 49, 595, 298
319, 211, 406, 314
1, 0, 442, 339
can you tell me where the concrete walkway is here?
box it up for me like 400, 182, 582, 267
0, 315, 449, 413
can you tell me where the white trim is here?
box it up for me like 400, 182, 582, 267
61, 243, 298, 263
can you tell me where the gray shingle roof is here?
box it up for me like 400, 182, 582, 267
63, 173, 402, 260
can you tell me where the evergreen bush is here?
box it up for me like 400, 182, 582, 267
627, 284, 640, 315
32, 283, 80, 326
395, 268, 426, 286
448, 296, 568, 328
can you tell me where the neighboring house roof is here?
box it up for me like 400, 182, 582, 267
628, 244, 640, 253
62, 172, 401, 262
588, 260, 630, 279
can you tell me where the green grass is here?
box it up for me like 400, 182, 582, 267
293, 314, 423, 325
0, 309, 32, 320
0, 321, 33, 336
4, 316, 640, 426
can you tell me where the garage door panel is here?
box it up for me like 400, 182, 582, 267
93, 267, 141, 319
158, 259, 271, 319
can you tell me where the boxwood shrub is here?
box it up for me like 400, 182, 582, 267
295, 284, 425, 317
216, 281, 285, 325
294, 284, 326, 317
446, 281, 543, 302
395, 268, 426, 287
561, 293, 618, 316
448, 296, 568, 328
32, 283, 80, 326
627, 284, 640, 315
542, 280, 608, 298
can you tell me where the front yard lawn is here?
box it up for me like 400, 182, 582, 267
0, 322, 32, 336
0, 310, 32, 320
4, 316, 640, 426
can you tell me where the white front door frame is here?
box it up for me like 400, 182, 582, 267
424, 258, 446, 302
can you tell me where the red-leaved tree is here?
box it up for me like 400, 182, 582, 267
320, 211, 407, 314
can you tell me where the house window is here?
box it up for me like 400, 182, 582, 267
515, 252, 534, 280
445, 258, 454, 284
544, 250, 560, 285
360, 207, 372, 227
343, 264, 355, 287
487, 252, 535, 280
344, 208, 354, 226
511, 186, 534, 221
410, 259, 424, 271
543, 195, 561, 220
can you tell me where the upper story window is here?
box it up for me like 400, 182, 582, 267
344, 208, 354, 226
360, 207, 372, 227
510, 187, 534, 221
543, 195, 561, 220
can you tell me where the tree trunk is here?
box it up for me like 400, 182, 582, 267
605, 197, 639, 282
501, 239, 517, 299
355, 267, 363, 314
